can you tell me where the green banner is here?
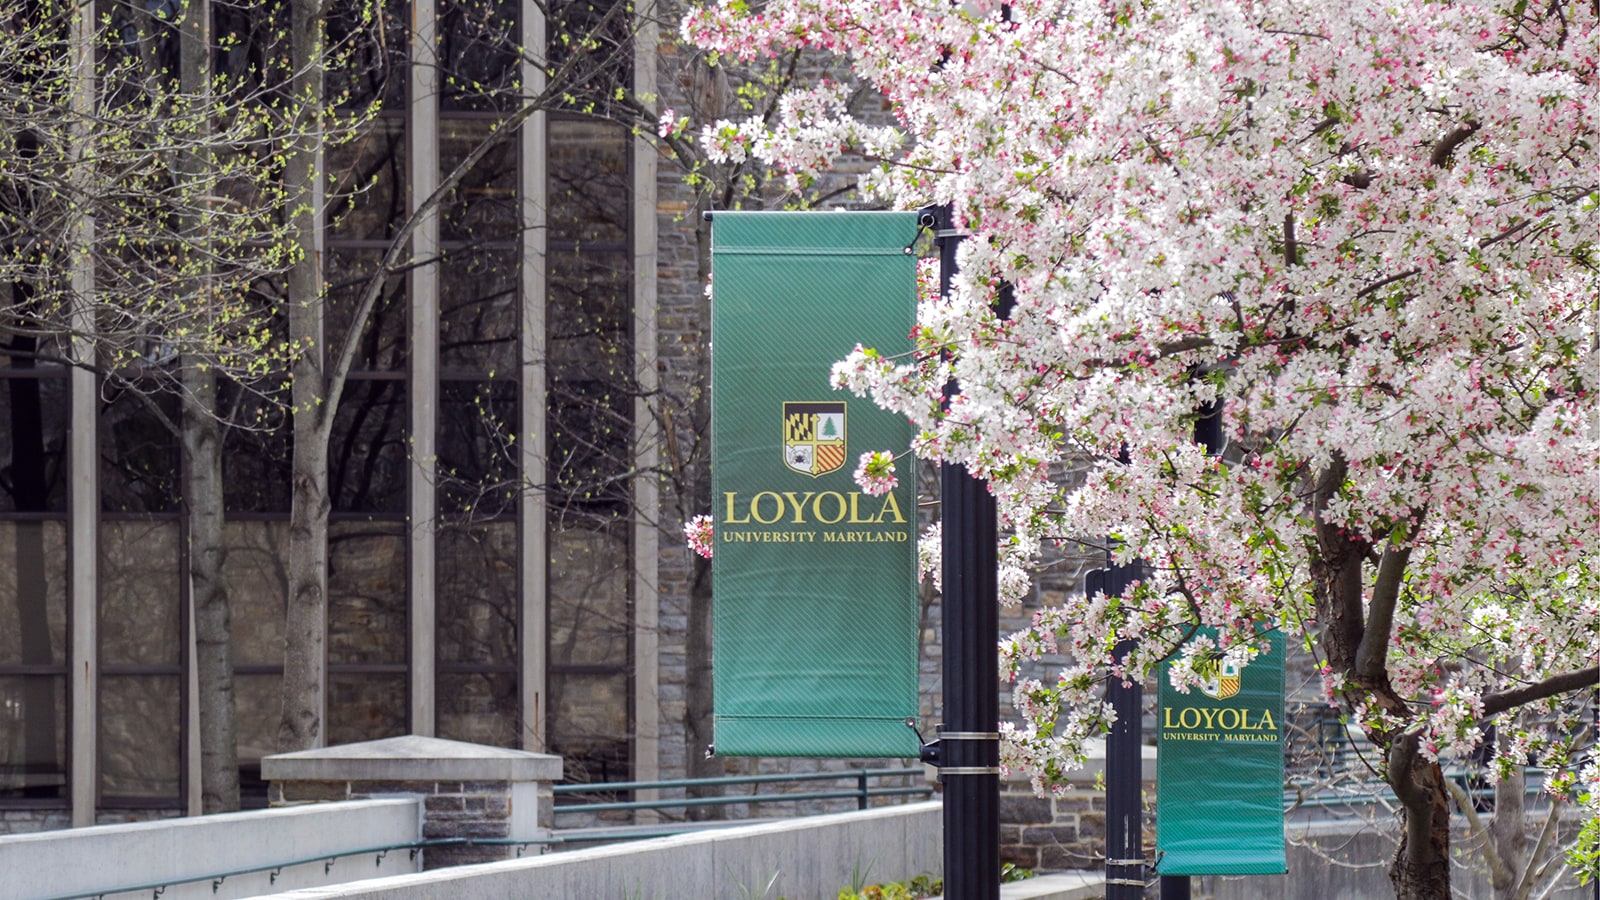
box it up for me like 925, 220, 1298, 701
709, 211, 920, 758
1157, 629, 1287, 876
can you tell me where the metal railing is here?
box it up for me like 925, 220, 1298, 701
553, 765, 931, 815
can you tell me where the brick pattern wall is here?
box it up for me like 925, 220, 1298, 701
0, 809, 70, 834
998, 780, 1139, 872
271, 779, 551, 869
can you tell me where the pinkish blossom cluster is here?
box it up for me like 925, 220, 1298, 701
685, 0, 1600, 875
683, 514, 714, 560
852, 449, 898, 496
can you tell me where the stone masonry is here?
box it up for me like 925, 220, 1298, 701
263, 735, 562, 870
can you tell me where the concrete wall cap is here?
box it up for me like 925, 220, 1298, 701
262, 735, 564, 784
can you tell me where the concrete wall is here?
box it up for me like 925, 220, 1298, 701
239, 800, 943, 900
0, 799, 421, 900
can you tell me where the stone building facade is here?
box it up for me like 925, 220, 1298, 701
9, 2, 1356, 872
0, 0, 949, 835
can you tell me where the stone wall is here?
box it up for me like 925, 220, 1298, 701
269, 778, 547, 869
263, 736, 561, 871
0, 807, 69, 835
998, 773, 1155, 874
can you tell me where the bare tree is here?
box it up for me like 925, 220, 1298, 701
1, 0, 349, 811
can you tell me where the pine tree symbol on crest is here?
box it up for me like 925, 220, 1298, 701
821, 417, 837, 439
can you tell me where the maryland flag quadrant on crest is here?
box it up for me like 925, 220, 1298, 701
782, 401, 847, 477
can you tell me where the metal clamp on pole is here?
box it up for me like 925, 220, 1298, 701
1106, 857, 1151, 889
923, 732, 1002, 776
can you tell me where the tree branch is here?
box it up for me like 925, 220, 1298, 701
1356, 267, 1422, 299
1444, 777, 1512, 888
1354, 541, 1410, 679
1511, 792, 1564, 900
1480, 666, 1599, 719
1429, 120, 1479, 168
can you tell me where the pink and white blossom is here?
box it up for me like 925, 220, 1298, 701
853, 450, 898, 496
686, 0, 1600, 877
683, 515, 714, 560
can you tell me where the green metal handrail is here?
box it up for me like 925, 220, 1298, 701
553, 766, 931, 814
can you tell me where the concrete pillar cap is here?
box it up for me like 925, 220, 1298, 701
263, 735, 563, 783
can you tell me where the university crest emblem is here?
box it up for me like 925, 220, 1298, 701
782, 402, 847, 477
1200, 659, 1242, 701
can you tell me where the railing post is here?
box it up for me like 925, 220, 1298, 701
858, 771, 870, 810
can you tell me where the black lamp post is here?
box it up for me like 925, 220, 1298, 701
926, 203, 1002, 900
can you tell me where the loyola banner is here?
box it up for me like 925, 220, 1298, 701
1157, 629, 1287, 876
709, 211, 920, 758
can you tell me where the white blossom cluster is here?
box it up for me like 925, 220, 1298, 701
684, 0, 1600, 839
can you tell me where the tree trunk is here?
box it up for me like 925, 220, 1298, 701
683, 200, 722, 817
1490, 765, 1528, 899
177, 0, 239, 812
278, 0, 330, 753
1386, 733, 1453, 900
1309, 455, 1453, 899
182, 370, 239, 812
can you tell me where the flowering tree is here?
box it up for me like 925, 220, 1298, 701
684, 0, 1600, 896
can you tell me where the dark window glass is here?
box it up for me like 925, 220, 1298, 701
548, 379, 629, 516
437, 521, 517, 666
548, 671, 629, 784
547, 0, 631, 115
100, 388, 180, 513
440, 246, 518, 374
0, 675, 67, 800
438, 672, 518, 748
221, 379, 293, 513
548, 249, 629, 381
0, 521, 68, 666
102, 0, 180, 91
547, 247, 630, 516
327, 116, 408, 241
438, 380, 518, 517
100, 674, 181, 802
0, 282, 72, 369
330, 379, 408, 513
99, 520, 181, 667
327, 0, 409, 108
548, 527, 628, 668
327, 673, 406, 746
0, 375, 69, 513
225, 522, 288, 667
326, 248, 407, 373
548, 119, 629, 247
439, 0, 520, 111
234, 674, 282, 764
329, 521, 407, 666
440, 118, 519, 244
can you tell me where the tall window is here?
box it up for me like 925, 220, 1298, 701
0, 322, 70, 807
321, 0, 414, 757
545, 112, 634, 782
434, 0, 524, 748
